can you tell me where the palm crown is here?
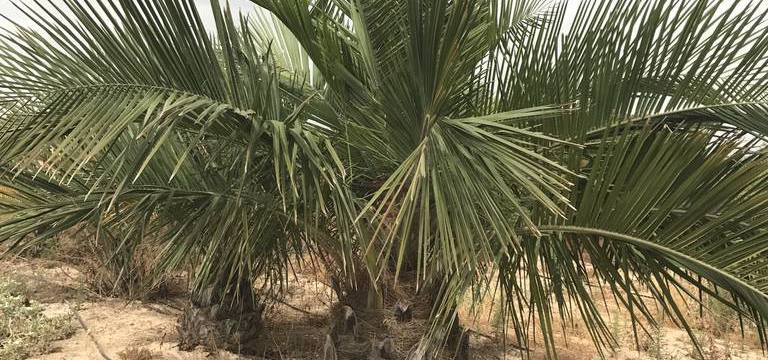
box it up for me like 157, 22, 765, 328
1, 0, 768, 358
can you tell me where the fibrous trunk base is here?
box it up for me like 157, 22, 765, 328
177, 284, 264, 354
327, 274, 469, 360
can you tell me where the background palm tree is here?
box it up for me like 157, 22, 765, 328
2, 0, 768, 358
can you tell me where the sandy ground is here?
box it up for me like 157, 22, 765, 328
0, 258, 232, 360
1, 257, 765, 360
34, 300, 199, 360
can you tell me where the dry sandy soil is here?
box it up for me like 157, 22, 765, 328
1, 257, 765, 360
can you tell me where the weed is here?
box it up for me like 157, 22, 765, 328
702, 296, 738, 338
0, 278, 75, 360
638, 325, 680, 360
690, 333, 733, 360
648, 326, 665, 360
118, 347, 157, 360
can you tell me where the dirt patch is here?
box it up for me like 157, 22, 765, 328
30, 300, 178, 360
2, 257, 766, 360
0, 258, 239, 359
0, 257, 87, 303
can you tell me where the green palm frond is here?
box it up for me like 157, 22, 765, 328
2, 0, 768, 358
540, 127, 768, 352
0, 0, 356, 296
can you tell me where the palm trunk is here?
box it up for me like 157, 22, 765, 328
177, 279, 264, 354
326, 269, 469, 360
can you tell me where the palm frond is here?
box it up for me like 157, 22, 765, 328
0, 0, 356, 298
529, 127, 768, 355
3, 0, 768, 359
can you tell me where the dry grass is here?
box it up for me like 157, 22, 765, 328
118, 347, 157, 360
0, 253, 763, 360
28, 226, 185, 300
454, 268, 765, 360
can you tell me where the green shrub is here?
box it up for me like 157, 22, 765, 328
0, 278, 75, 360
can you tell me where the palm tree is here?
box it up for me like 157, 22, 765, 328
2, 0, 768, 358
